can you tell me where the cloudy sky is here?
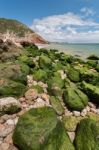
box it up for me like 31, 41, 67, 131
0, 0, 99, 43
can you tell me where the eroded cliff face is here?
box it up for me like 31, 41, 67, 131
0, 18, 47, 45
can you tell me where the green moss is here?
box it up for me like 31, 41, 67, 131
31, 85, 44, 94
39, 54, 52, 69
62, 116, 82, 132
47, 73, 64, 97
87, 112, 99, 122
33, 69, 48, 82
75, 118, 99, 150
0, 78, 26, 97
67, 67, 80, 82
63, 84, 88, 111
50, 96, 64, 115
13, 107, 75, 150
80, 81, 99, 104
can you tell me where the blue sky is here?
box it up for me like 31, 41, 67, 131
0, 0, 99, 43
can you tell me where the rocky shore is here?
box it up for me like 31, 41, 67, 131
0, 40, 99, 150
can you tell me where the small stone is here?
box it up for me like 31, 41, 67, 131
0, 143, 10, 150
85, 106, 90, 112
96, 109, 99, 114
4, 133, 13, 144
0, 137, 3, 144
6, 119, 14, 126
33, 81, 38, 85
0, 124, 14, 138
0, 97, 21, 115
73, 111, 80, 117
14, 118, 19, 125
38, 81, 48, 88
40, 93, 49, 102
32, 98, 47, 108
1, 115, 12, 122
25, 89, 38, 101
81, 109, 87, 117
18, 97, 25, 103
90, 108, 97, 113
67, 132, 75, 142
88, 102, 96, 108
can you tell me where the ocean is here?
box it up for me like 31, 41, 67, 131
43, 43, 99, 59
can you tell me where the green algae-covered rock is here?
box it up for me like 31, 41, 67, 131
33, 69, 48, 82
13, 107, 75, 150
39, 54, 51, 69
62, 116, 82, 132
0, 62, 30, 83
18, 55, 35, 67
63, 85, 88, 111
75, 118, 99, 150
87, 112, 99, 122
0, 78, 26, 97
50, 96, 64, 115
87, 54, 99, 60
81, 81, 99, 104
47, 73, 64, 97
67, 67, 80, 82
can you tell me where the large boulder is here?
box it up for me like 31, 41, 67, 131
67, 67, 80, 82
0, 97, 21, 115
47, 73, 64, 97
80, 81, 99, 104
13, 107, 75, 150
0, 62, 30, 83
75, 118, 99, 150
0, 78, 26, 97
33, 69, 48, 82
39, 54, 52, 69
63, 84, 88, 111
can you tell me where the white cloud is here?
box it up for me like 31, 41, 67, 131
80, 7, 95, 17
30, 12, 99, 43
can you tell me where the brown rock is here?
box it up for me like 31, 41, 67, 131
25, 89, 38, 101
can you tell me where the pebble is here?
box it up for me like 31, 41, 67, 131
25, 89, 38, 101
67, 132, 75, 142
90, 108, 97, 113
73, 111, 80, 117
6, 119, 14, 126
0, 124, 14, 138
0, 143, 10, 150
85, 106, 90, 112
81, 109, 87, 117
88, 102, 96, 108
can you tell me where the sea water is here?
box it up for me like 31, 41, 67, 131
45, 43, 99, 59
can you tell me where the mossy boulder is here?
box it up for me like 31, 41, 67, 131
0, 62, 30, 83
33, 69, 48, 82
39, 54, 52, 69
63, 84, 88, 111
0, 78, 26, 97
47, 73, 64, 97
18, 55, 35, 67
75, 66, 99, 85
75, 118, 99, 150
87, 112, 99, 122
62, 116, 82, 132
67, 67, 80, 82
87, 54, 99, 60
50, 96, 64, 115
80, 81, 99, 104
13, 107, 75, 150
0, 97, 21, 116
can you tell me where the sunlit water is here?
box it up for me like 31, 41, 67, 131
44, 43, 99, 59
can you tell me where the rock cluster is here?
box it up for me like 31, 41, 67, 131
0, 43, 99, 150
